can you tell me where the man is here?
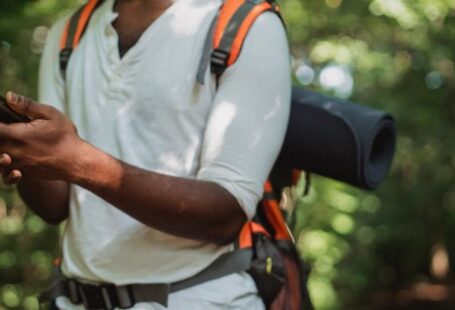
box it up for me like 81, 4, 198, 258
0, 0, 290, 308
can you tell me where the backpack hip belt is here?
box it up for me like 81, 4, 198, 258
39, 249, 253, 309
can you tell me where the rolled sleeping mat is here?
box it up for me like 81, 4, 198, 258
275, 87, 396, 190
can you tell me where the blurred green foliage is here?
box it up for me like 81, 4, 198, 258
283, 0, 455, 308
0, 0, 454, 309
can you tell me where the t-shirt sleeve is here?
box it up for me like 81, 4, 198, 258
197, 12, 291, 219
38, 17, 69, 112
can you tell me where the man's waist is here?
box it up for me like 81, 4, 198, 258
60, 236, 232, 285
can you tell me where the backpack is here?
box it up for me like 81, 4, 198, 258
41, 0, 313, 309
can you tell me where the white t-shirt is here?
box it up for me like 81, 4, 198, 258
40, 0, 290, 290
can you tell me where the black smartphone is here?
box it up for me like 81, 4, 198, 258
0, 95, 30, 123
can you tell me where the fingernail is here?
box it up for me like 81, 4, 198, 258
9, 170, 21, 182
7, 91, 17, 104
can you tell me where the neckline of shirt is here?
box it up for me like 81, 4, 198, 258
99, 0, 182, 64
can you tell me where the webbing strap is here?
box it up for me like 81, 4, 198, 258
196, 12, 219, 85
59, 0, 103, 78
171, 248, 253, 292
39, 249, 253, 308
38, 275, 67, 305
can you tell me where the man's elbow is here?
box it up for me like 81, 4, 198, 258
28, 206, 69, 225
213, 209, 248, 246
42, 214, 68, 225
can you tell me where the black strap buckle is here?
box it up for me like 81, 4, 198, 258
76, 282, 135, 310
78, 283, 110, 310
59, 48, 72, 62
114, 286, 135, 309
59, 48, 73, 78
210, 48, 230, 76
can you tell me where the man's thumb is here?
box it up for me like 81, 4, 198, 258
6, 91, 48, 119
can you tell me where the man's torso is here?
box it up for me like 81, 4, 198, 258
39, 0, 291, 307
60, 0, 230, 284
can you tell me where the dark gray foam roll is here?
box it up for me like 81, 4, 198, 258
274, 87, 396, 190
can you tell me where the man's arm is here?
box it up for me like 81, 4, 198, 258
67, 141, 246, 245
17, 180, 70, 224
0, 152, 69, 224
0, 95, 245, 244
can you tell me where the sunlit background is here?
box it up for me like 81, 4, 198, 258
1, 0, 455, 309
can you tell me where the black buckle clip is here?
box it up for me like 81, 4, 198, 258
78, 283, 110, 310
59, 48, 73, 78
77, 282, 135, 310
64, 279, 136, 310
210, 48, 230, 76
59, 48, 72, 65
115, 286, 136, 309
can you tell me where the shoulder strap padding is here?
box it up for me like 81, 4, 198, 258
197, 0, 281, 83
196, 12, 219, 85
213, 0, 277, 67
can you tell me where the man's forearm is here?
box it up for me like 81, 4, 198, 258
17, 180, 70, 224
68, 140, 247, 245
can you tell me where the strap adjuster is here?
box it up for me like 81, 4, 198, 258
59, 48, 72, 66
74, 282, 135, 310
59, 48, 73, 78
77, 282, 118, 310
210, 48, 230, 76
67, 279, 81, 304
115, 286, 135, 309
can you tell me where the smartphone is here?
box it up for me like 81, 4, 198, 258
0, 95, 30, 123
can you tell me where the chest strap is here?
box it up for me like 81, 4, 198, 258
39, 249, 252, 309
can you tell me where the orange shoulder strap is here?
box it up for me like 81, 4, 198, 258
59, 0, 103, 78
237, 179, 293, 250
262, 180, 293, 241
196, 0, 282, 83
214, 0, 280, 65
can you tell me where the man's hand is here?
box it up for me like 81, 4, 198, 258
0, 92, 83, 182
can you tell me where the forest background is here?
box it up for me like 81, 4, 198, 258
0, 0, 454, 309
